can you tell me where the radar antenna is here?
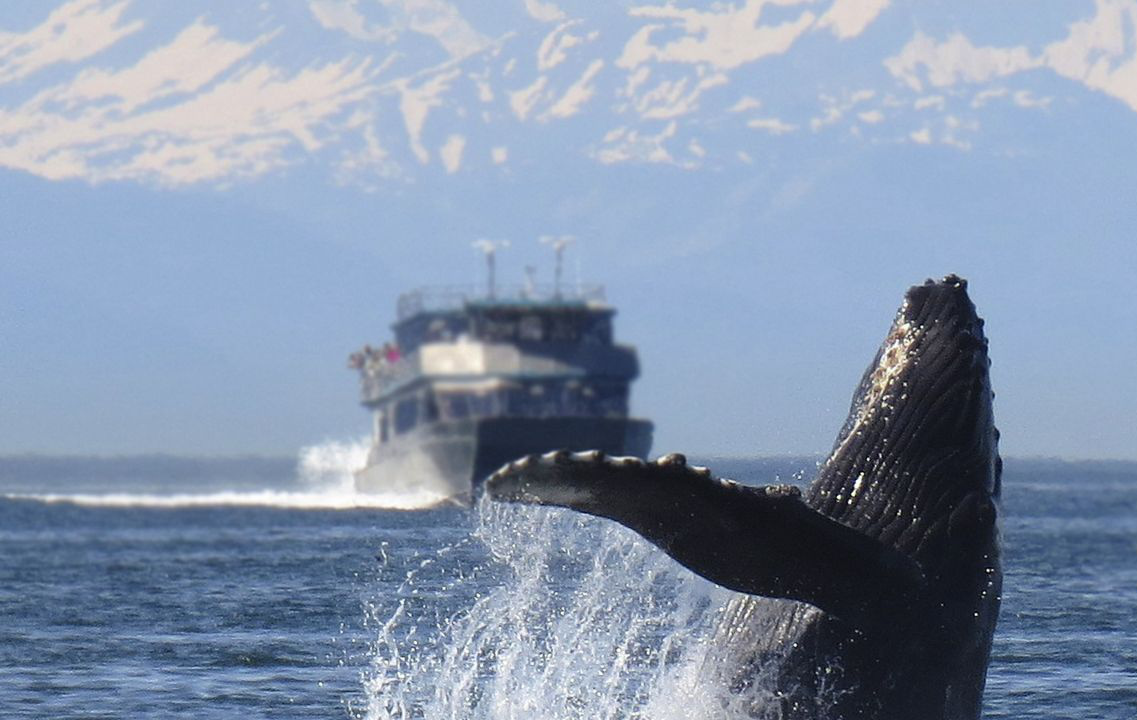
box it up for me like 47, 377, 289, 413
472, 238, 509, 300
540, 235, 575, 299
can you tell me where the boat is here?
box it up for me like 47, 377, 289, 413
349, 262, 653, 503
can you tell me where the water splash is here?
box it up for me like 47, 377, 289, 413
357, 496, 781, 720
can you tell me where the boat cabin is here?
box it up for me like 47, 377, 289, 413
351, 285, 641, 445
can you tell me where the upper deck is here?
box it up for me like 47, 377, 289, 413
396, 283, 606, 321
350, 283, 639, 407
392, 284, 611, 354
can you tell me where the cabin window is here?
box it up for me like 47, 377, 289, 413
424, 392, 439, 422
394, 399, 418, 434
425, 318, 455, 342
481, 317, 518, 341
596, 384, 628, 417
519, 315, 543, 341
549, 316, 577, 342
444, 394, 470, 420
464, 392, 490, 417
582, 316, 612, 344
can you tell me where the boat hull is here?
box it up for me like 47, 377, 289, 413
354, 416, 653, 503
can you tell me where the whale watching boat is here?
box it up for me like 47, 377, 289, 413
348, 247, 652, 503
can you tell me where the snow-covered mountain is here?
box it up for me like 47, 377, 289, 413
1, 0, 1135, 187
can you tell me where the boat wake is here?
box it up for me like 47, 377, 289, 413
2, 439, 453, 510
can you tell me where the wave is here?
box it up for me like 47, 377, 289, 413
2, 439, 454, 511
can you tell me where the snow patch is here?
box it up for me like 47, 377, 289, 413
817, 0, 890, 40
440, 133, 465, 173
618, 1, 816, 71
0, 0, 143, 86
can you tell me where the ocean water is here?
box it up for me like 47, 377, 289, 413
1, 449, 1134, 719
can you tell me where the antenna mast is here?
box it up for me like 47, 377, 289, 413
472, 238, 509, 299
523, 265, 537, 299
540, 235, 575, 299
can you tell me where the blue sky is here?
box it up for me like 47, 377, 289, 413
2, 0, 1135, 460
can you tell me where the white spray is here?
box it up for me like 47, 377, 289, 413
357, 497, 797, 720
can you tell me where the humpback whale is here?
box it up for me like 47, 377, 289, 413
487, 275, 1001, 719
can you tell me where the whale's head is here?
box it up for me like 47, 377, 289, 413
808, 275, 1001, 561
806, 275, 1002, 717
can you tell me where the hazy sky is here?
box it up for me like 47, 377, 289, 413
2, 1, 1135, 460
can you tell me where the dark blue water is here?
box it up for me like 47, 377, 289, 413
1, 457, 1134, 718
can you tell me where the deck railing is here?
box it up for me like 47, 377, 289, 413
359, 356, 415, 403
396, 284, 606, 320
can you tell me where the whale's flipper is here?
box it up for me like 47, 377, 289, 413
486, 451, 925, 629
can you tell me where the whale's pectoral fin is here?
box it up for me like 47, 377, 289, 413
487, 451, 925, 629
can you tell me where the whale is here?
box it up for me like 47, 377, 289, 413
487, 275, 1002, 719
